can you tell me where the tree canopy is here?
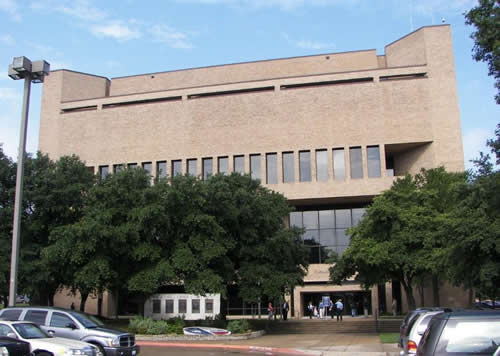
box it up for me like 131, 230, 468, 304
465, 0, 500, 104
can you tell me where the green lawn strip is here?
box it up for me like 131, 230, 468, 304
379, 332, 399, 344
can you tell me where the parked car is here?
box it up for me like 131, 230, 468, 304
0, 307, 139, 356
416, 310, 500, 356
0, 320, 101, 356
0, 335, 31, 356
399, 308, 446, 348
400, 310, 445, 355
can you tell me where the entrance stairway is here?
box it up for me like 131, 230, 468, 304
266, 318, 401, 334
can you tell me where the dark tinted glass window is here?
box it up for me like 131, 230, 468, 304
113, 164, 124, 173
178, 299, 187, 313
127, 163, 137, 169
250, 154, 261, 180
333, 149, 345, 180
319, 210, 334, 229
99, 166, 109, 179
202, 158, 213, 180
367, 146, 381, 177
234, 155, 244, 174
335, 209, 352, 228
290, 212, 302, 228
316, 150, 328, 181
156, 161, 167, 179
187, 159, 197, 176
50, 312, 74, 328
320, 229, 335, 246
266, 153, 277, 184
25, 310, 48, 325
152, 300, 161, 314
303, 211, 318, 230
142, 162, 152, 174
299, 151, 312, 182
205, 299, 214, 313
352, 208, 366, 226
282, 152, 295, 183
192, 299, 200, 313
303, 230, 319, 245
350, 147, 363, 179
172, 160, 182, 176
0, 309, 22, 321
218, 157, 228, 175
165, 300, 174, 313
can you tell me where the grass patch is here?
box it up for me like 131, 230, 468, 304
379, 332, 399, 344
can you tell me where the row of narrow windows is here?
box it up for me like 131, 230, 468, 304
152, 298, 214, 314
62, 72, 426, 114
91, 145, 389, 184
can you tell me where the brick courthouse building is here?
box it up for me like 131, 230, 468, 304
39, 25, 467, 318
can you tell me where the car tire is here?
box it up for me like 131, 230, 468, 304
92, 343, 106, 356
35, 352, 52, 356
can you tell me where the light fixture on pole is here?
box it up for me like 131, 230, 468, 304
8, 56, 50, 307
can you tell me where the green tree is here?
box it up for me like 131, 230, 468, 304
21, 154, 95, 305
45, 168, 154, 313
465, 0, 500, 104
447, 126, 500, 303
330, 168, 465, 310
0, 146, 16, 305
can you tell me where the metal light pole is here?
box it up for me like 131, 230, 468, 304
8, 56, 50, 306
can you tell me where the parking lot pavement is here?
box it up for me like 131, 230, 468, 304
138, 333, 401, 356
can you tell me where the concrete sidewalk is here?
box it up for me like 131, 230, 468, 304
138, 333, 401, 355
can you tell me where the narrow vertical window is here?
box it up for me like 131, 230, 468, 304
367, 146, 381, 177
250, 154, 261, 180
172, 160, 182, 176
333, 148, 345, 180
233, 155, 244, 174
99, 165, 109, 180
192, 299, 200, 313
156, 161, 167, 179
205, 299, 214, 313
282, 152, 295, 183
178, 299, 187, 313
316, 150, 328, 181
218, 156, 228, 175
349, 147, 363, 179
202, 158, 213, 180
187, 159, 197, 176
266, 153, 277, 184
165, 300, 174, 313
113, 164, 123, 173
299, 150, 312, 182
87, 166, 95, 174
142, 162, 152, 175
152, 300, 161, 314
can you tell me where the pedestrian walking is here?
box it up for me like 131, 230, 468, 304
319, 300, 324, 319
282, 301, 289, 321
268, 302, 274, 319
307, 301, 314, 319
330, 299, 335, 319
335, 299, 344, 321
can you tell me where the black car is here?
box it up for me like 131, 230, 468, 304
416, 310, 500, 356
0, 336, 31, 356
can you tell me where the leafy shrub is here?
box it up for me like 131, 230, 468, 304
128, 316, 185, 335
226, 319, 250, 334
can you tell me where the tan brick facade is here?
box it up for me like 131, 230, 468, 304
39, 25, 465, 317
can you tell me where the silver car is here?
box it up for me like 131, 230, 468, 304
0, 307, 139, 356
400, 310, 444, 355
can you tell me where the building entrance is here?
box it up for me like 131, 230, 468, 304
302, 291, 371, 318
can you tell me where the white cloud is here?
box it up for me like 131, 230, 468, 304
0, 0, 21, 20
282, 33, 334, 51
149, 25, 193, 49
0, 87, 20, 101
176, 0, 352, 10
91, 21, 141, 41
57, 0, 107, 21
462, 127, 493, 169
0, 34, 14, 45
412, 0, 477, 16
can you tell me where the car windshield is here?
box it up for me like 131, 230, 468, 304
13, 323, 50, 339
69, 311, 104, 328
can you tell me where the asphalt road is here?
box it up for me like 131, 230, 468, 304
140, 345, 298, 355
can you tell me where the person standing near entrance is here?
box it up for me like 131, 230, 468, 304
268, 302, 274, 319
335, 299, 344, 321
282, 301, 289, 321
307, 301, 314, 319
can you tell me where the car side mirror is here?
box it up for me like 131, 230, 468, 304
6, 332, 17, 339
66, 322, 77, 330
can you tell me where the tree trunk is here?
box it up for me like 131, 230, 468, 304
80, 291, 88, 312
401, 279, 416, 310
418, 281, 425, 306
468, 288, 473, 307
432, 275, 440, 307
97, 293, 103, 316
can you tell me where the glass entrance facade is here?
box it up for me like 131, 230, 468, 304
290, 208, 366, 263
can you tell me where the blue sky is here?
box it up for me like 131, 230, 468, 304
1, 0, 498, 169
